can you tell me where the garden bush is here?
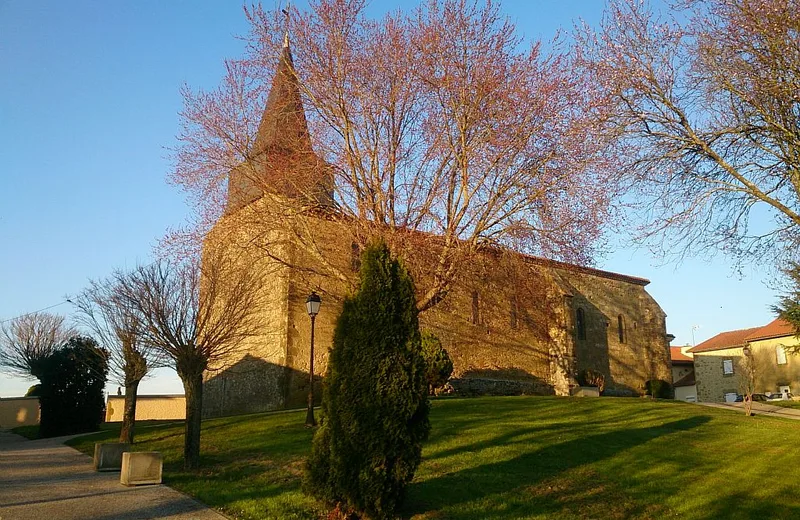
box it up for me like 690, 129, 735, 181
39, 336, 108, 437
421, 331, 453, 395
645, 379, 673, 399
305, 241, 430, 519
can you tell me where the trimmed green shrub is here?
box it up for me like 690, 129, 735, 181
645, 379, 673, 399
39, 336, 108, 438
24, 384, 41, 397
305, 241, 430, 519
421, 331, 453, 395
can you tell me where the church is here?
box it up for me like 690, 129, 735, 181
201, 38, 672, 418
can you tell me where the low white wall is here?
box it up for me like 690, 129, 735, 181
675, 385, 697, 402
0, 397, 40, 428
105, 395, 185, 422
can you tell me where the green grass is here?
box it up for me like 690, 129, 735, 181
10, 424, 40, 439
767, 400, 800, 410
65, 397, 800, 519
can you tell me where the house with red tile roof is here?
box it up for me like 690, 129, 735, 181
670, 346, 696, 401
687, 319, 800, 403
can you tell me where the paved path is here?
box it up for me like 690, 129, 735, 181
0, 430, 228, 520
695, 401, 800, 420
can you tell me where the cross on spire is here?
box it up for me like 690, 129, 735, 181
282, 1, 291, 48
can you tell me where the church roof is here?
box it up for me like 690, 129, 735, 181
523, 256, 650, 287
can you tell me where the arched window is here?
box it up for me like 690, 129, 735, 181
618, 315, 626, 343
576, 308, 586, 340
471, 291, 480, 325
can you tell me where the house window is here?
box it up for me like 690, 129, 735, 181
777, 346, 788, 365
510, 296, 518, 330
723, 359, 734, 375
471, 291, 480, 325
617, 315, 625, 343
576, 308, 586, 340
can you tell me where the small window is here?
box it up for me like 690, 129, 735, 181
350, 242, 361, 272
723, 359, 734, 375
617, 315, 625, 343
510, 296, 519, 330
471, 291, 480, 325
576, 308, 586, 340
777, 346, 788, 365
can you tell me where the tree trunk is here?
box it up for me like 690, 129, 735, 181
119, 379, 140, 444
744, 394, 753, 417
181, 372, 204, 470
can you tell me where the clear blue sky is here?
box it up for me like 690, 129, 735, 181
0, 1, 778, 397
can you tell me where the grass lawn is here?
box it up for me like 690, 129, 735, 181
768, 400, 800, 410
65, 396, 800, 520
10, 424, 41, 439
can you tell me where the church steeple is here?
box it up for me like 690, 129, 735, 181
252, 36, 313, 156
226, 35, 333, 212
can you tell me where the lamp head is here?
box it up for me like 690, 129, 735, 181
306, 291, 321, 317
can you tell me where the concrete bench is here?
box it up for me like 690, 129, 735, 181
93, 443, 131, 471
120, 451, 163, 486
571, 386, 600, 397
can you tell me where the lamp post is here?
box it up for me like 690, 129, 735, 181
305, 291, 321, 427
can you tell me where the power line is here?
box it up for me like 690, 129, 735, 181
0, 298, 73, 325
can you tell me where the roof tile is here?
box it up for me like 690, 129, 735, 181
670, 347, 693, 363
688, 327, 762, 353
744, 318, 796, 342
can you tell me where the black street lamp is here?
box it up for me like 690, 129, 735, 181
305, 291, 321, 427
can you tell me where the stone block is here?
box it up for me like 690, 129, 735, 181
571, 386, 600, 397
120, 451, 163, 486
93, 443, 131, 472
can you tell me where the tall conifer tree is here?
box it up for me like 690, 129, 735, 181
306, 241, 430, 519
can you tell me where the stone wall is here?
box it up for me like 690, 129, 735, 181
693, 348, 744, 402
555, 267, 670, 396
202, 202, 671, 416
748, 336, 800, 395
694, 337, 800, 402
202, 207, 296, 416
672, 364, 693, 383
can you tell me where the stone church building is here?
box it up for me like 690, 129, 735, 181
201, 39, 672, 418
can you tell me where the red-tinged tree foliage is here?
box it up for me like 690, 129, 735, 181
577, 0, 800, 267
168, 0, 619, 311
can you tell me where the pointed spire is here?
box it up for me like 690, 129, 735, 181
226, 34, 333, 212
252, 36, 312, 155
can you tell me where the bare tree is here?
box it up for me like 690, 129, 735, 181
166, 0, 619, 311
577, 0, 800, 267
74, 277, 164, 444
113, 253, 263, 469
739, 345, 758, 417
0, 312, 75, 380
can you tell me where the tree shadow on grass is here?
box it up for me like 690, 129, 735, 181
405, 415, 711, 519
697, 489, 800, 520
